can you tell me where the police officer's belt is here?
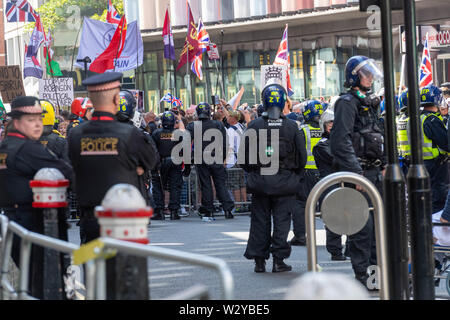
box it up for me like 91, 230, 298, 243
357, 158, 382, 169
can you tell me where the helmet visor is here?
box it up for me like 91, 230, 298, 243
355, 59, 383, 86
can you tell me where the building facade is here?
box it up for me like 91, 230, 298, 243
136, 0, 450, 112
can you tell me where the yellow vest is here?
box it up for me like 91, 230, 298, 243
420, 113, 445, 160
302, 124, 322, 170
397, 114, 411, 157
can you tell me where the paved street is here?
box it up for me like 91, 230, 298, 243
65, 210, 450, 300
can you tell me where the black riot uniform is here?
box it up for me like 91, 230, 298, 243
241, 83, 307, 273
40, 126, 69, 162
313, 122, 347, 261
151, 111, 184, 220
0, 96, 73, 299
186, 103, 235, 220
329, 57, 385, 287
67, 73, 159, 244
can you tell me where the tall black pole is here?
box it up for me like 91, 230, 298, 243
403, 0, 435, 300
380, 0, 409, 300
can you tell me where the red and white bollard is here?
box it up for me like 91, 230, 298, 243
94, 184, 152, 300
29, 168, 70, 300
30, 168, 69, 209
95, 184, 153, 244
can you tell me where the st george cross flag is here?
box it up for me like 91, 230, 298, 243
5, 0, 37, 23
162, 7, 175, 60
75, 17, 143, 73
106, 0, 121, 25
419, 33, 433, 88
176, 2, 199, 71
160, 92, 183, 107
274, 24, 294, 96
191, 18, 210, 80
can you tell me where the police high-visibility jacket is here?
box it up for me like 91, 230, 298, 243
397, 114, 411, 157
301, 124, 322, 170
420, 113, 447, 160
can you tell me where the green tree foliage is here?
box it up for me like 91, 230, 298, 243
27, 0, 124, 31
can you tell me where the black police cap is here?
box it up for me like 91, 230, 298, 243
8, 96, 42, 118
82, 72, 123, 92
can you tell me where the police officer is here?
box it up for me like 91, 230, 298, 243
67, 73, 159, 244
0, 96, 73, 298
313, 109, 347, 261
186, 102, 235, 221
329, 55, 385, 288
39, 99, 69, 162
150, 111, 185, 220
290, 100, 323, 246
241, 82, 307, 273
67, 97, 93, 135
419, 84, 449, 213
397, 90, 411, 175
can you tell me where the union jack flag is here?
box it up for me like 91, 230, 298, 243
274, 24, 294, 96
160, 92, 183, 107
106, 0, 121, 25
419, 33, 433, 88
191, 19, 210, 81
5, 0, 38, 23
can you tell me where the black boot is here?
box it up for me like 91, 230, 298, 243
170, 210, 180, 220
254, 258, 266, 273
151, 209, 165, 220
331, 253, 347, 261
272, 258, 292, 273
289, 235, 306, 246
224, 210, 234, 219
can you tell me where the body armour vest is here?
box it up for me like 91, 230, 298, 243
68, 120, 140, 208
258, 117, 300, 172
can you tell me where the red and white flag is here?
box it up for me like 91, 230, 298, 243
274, 24, 294, 96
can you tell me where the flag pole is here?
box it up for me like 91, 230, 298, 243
16, 22, 23, 70
186, 0, 190, 107
169, 4, 177, 100
70, 20, 84, 73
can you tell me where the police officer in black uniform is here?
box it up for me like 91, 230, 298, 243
313, 109, 347, 261
0, 96, 73, 299
39, 99, 69, 162
67, 73, 159, 244
241, 82, 307, 273
186, 102, 235, 220
329, 55, 385, 288
151, 111, 185, 220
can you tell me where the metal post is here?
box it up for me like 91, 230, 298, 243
95, 184, 151, 300
402, 0, 435, 300
379, 0, 409, 300
305, 172, 390, 300
42, 208, 63, 300
18, 239, 32, 300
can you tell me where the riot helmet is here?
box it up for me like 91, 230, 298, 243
117, 90, 137, 122
161, 111, 176, 129
420, 84, 442, 107
196, 102, 211, 120
303, 100, 324, 122
399, 89, 408, 112
344, 55, 383, 92
320, 109, 335, 132
261, 83, 287, 120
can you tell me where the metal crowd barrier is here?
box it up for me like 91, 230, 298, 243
161, 167, 252, 217
305, 172, 389, 300
0, 214, 234, 300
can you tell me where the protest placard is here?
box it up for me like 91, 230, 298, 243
0, 66, 26, 104
39, 78, 74, 109
260, 65, 288, 93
